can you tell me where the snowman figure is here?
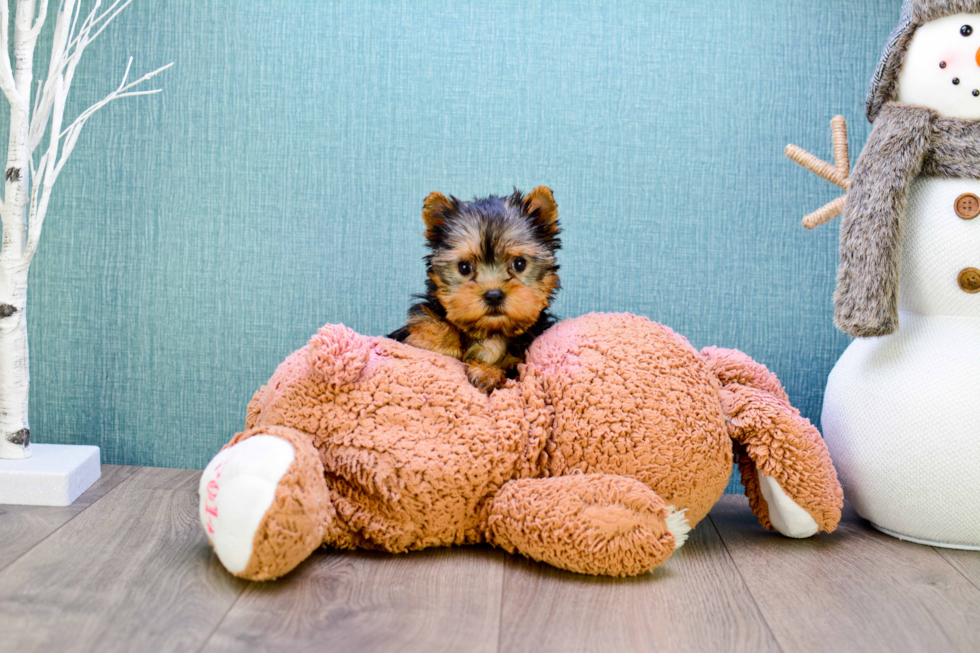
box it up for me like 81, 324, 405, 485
791, 0, 980, 549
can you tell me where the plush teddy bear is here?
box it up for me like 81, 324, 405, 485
199, 313, 843, 580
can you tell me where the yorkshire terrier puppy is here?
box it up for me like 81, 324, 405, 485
389, 187, 561, 393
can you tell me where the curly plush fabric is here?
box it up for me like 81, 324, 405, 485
486, 474, 677, 577
526, 315, 732, 526
207, 313, 843, 579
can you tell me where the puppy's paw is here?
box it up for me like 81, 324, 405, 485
465, 362, 508, 394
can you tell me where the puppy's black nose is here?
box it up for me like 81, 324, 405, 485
483, 289, 505, 307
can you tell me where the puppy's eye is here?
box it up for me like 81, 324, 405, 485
512, 257, 527, 273
963, 24, 974, 36
457, 261, 472, 276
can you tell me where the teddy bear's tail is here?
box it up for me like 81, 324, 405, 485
699, 347, 843, 535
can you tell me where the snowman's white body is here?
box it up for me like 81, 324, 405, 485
822, 177, 980, 548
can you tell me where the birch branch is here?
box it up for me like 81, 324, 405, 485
23, 0, 172, 261
27, 0, 47, 38
29, 0, 76, 153
0, 2, 16, 105
72, 0, 131, 53
25, 77, 61, 260
26, 55, 173, 260
29, 1, 134, 156
55, 59, 172, 176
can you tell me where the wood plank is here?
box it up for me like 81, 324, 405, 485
5, 465, 979, 652
120, 464, 204, 492
0, 467, 247, 653
0, 464, 139, 572
936, 548, 980, 592
202, 546, 506, 653
710, 495, 980, 653
498, 516, 780, 653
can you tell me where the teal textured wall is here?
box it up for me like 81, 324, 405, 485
16, 0, 898, 474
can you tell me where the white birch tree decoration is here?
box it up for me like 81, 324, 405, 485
0, 0, 171, 459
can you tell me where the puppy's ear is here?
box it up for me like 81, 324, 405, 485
524, 186, 559, 236
422, 192, 454, 238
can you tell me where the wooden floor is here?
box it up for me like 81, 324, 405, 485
1, 467, 979, 653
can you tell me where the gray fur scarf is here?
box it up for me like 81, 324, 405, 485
835, 101, 980, 337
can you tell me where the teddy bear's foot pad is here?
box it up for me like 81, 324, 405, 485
199, 435, 295, 573
758, 473, 819, 539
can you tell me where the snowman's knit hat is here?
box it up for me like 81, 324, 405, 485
867, 0, 980, 122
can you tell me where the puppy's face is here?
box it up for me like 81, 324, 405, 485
422, 187, 561, 339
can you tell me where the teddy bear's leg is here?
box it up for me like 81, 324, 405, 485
722, 382, 844, 537
701, 346, 842, 536
485, 474, 690, 576
199, 426, 334, 580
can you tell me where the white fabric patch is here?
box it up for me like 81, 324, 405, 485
757, 473, 819, 539
665, 506, 691, 550
898, 13, 980, 119
199, 435, 295, 573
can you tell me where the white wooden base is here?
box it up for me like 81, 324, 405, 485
0, 444, 101, 506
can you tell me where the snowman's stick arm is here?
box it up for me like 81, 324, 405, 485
785, 144, 850, 189
802, 195, 846, 230
831, 115, 850, 176
786, 116, 852, 230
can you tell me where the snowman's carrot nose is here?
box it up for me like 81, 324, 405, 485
976, 46, 980, 68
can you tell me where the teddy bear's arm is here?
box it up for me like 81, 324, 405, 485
484, 474, 691, 577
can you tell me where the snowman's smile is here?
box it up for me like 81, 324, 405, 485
940, 67, 980, 97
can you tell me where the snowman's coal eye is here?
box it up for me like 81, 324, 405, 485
954, 78, 962, 85
963, 24, 974, 36
941, 61, 948, 68
973, 90, 979, 97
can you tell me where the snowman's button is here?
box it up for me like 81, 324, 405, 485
955, 193, 980, 220
958, 268, 980, 293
